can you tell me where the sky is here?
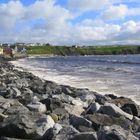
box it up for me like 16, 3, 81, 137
0, 0, 140, 45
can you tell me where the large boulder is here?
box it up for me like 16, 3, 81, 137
69, 115, 92, 131
45, 81, 62, 95
0, 96, 29, 115
85, 102, 101, 114
109, 97, 140, 117
65, 104, 84, 116
41, 97, 63, 111
99, 103, 133, 120
97, 125, 138, 140
0, 113, 55, 139
85, 113, 132, 131
51, 125, 79, 140
27, 101, 46, 113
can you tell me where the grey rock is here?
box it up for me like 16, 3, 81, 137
65, 104, 84, 116
53, 123, 63, 135
86, 113, 132, 131
70, 132, 98, 140
86, 102, 101, 114
41, 97, 63, 112
98, 125, 138, 140
52, 125, 79, 140
99, 103, 133, 120
70, 115, 92, 130
27, 96, 46, 113
0, 113, 55, 139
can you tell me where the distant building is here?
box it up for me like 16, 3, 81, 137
72, 45, 78, 48
3, 48, 13, 57
15, 43, 25, 46
0, 47, 3, 55
2, 44, 10, 47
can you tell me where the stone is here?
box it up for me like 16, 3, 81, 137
135, 132, 140, 139
36, 115, 55, 137
52, 93, 74, 104
0, 113, 55, 139
52, 125, 79, 140
86, 102, 101, 114
45, 81, 62, 95
77, 125, 95, 132
9, 87, 21, 97
0, 113, 8, 122
52, 107, 68, 121
79, 92, 96, 104
53, 123, 63, 135
99, 103, 133, 120
97, 125, 138, 140
41, 97, 63, 111
109, 97, 140, 117
27, 101, 46, 113
121, 103, 140, 117
65, 104, 84, 116
69, 115, 92, 130
70, 132, 98, 140
61, 86, 76, 97
94, 93, 108, 105
50, 113, 59, 123
0, 97, 29, 115
86, 113, 132, 131
71, 98, 88, 108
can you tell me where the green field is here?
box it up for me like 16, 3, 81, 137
24, 45, 140, 56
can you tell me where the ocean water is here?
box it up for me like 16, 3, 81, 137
11, 55, 140, 103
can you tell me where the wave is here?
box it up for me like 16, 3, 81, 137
93, 59, 140, 65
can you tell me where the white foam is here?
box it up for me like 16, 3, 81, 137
11, 58, 140, 105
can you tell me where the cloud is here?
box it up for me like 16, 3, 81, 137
0, 0, 24, 30
68, 0, 110, 12
101, 4, 140, 20
101, 4, 128, 20
0, 0, 139, 45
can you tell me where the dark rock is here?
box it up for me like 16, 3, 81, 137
69, 115, 92, 131
98, 103, 133, 120
77, 125, 95, 132
85, 102, 101, 114
45, 81, 62, 95
97, 125, 138, 140
70, 132, 98, 140
41, 98, 63, 111
52, 107, 69, 121
86, 113, 132, 131
109, 97, 140, 117
94, 93, 108, 105
105, 94, 118, 99
52, 125, 79, 140
0, 113, 55, 139
121, 103, 139, 117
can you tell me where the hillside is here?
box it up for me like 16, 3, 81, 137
25, 45, 140, 56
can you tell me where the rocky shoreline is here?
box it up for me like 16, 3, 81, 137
0, 57, 140, 140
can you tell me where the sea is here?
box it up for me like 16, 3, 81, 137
11, 55, 140, 104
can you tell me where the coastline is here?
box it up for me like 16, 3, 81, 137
11, 55, 140, 106
0, 58, 140, 139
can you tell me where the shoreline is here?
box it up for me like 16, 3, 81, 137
11, 56, 140, 106
0, 58, 140, 139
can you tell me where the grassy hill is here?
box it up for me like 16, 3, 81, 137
24, 45, 140, 56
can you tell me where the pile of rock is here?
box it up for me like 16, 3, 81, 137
0, 59, 140, 140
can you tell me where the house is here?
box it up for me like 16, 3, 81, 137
72, 45, 78, 48
3, 47, 13, 57
2, 43, 10, 47
0, 47, 3, 55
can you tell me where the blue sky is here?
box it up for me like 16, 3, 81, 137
0, 0, 140, 45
